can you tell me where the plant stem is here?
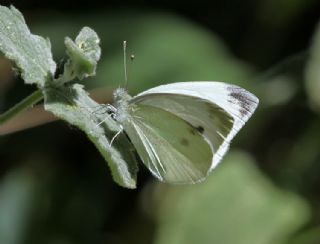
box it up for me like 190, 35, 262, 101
0, 90, 43, 125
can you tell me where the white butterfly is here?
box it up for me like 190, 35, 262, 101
105, 81, 259, 184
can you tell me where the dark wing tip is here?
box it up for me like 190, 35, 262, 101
227, 86, 259, 118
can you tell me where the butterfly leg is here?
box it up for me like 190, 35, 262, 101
96, 114, 112, 126
95, 104, 118, 126
91, 104, 117, 115
110, 126, 123, 146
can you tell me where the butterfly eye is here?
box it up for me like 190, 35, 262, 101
107, 110, 114, 116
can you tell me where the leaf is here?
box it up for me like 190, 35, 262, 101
288, 226, 320, 244
0, 5, 56, 87
43, 84, 138, 188
64, 27, 101, 80
0, 167, 38, 244
155, 151, 310, 244
305, 21, 320, 112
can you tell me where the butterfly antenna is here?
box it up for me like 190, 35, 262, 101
123, 40, 128, 89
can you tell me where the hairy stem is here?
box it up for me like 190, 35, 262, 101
0, 90, 43, 125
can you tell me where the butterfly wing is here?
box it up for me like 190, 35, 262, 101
125, 81, 258, 183
123, 103, 214, 183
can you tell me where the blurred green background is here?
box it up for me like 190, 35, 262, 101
1, 0, 320, 243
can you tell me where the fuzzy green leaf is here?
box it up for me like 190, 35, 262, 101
0, 5, 56, 87
43, 84, 138, 188
64, 27, 101, 80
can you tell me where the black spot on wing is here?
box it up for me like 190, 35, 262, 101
188, 125, 205, 135
180, 138, 189, 146
196, 126, 204, 134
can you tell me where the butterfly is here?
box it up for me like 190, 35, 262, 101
106, 81, 259, 184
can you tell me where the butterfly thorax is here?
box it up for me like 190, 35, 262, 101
113, 88, 133, 123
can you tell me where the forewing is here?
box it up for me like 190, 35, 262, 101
123, 104, 213, 183
131, 81, 259, 170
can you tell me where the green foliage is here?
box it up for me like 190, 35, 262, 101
288, 226, 320, 244
155, 152, 310, 244
64, 27, 101, 81
0, 5, 137, 188
44, 84, 138, 188
94, 13, 252, 93
31, 12, 253, 93
0, 5, 56, 87
0, 168, 39, 244
1, 3, 320, 244
305, 22, 320, 112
